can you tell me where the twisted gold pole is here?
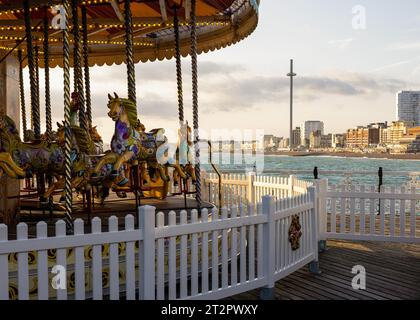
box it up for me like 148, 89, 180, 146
24, 0, 40, 139
82, 5, 92, 129
43, 14, 52, 140
174, 7, 184, 123
124, 0, 136, 103
18, 49, 27, 141
190, 0, 201, 208
72, 0, 87, 130
63, 0, 73, 227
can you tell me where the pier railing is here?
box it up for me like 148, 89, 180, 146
316, 179, 420, 244
202, 172, 312, 208
1, 172, 419, 300
0, 188, 318, 300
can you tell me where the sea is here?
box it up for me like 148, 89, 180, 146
200, 153, 420, 187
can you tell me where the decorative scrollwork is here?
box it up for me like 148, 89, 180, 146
288, 214, 302, 251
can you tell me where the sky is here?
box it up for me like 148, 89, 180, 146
23, 0, 420, 143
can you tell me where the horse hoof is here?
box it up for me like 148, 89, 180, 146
116, 191, 127, 199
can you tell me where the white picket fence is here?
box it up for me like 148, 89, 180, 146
0, 188, 318, 300
202, 172, 312, 208
316, 179, 420, 243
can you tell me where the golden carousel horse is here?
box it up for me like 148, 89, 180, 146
90, 93, 186, 200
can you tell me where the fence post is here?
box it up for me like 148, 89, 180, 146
139, 205, 156, 300
260, 195, 275, 300
308, 186, 321, 274
317, 179, 328, 252
247, 171, 256, 206
288, 174, 295, 197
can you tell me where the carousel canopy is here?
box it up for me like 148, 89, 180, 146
0, 0, 259, 67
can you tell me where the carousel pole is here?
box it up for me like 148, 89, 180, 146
124, 0, 140, 211
72, 0, 87, 130
34, 46, 40, 118
43, 12, 52, 140
124, 0, 136, 103
18, 49, 28, 141
63, 0, 74, 228
190, 0, 201, 208
82, 5, 92, 129
23, 0, 41, 139
174, 6, 184, 124
35, 44, 47, 200
174, 5, 188, 207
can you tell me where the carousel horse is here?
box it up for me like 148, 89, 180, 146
0, 115, 63, 177
92, 93, 142, 179
42, 122, 97, 200
171, 121, 197, 183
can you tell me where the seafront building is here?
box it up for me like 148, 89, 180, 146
396, 91, 420, 126
291, 127, 301, 148
345, 125, 380, 149
301, 121, 324, 146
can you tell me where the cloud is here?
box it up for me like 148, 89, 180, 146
387, 42, 420, 51
196, 68, 414, 112
328, 38, 354, 49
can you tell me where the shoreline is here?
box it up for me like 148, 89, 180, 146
264, 151, 420, 160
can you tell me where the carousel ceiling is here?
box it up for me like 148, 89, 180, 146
0, 0, 259, 67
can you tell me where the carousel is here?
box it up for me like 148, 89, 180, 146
0, 0, 259, 233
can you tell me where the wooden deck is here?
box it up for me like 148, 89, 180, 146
230, 240, 420, 300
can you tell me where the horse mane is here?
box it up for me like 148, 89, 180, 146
70, 126, 93, 154
119, 98, 138, 128
0, 115, 20, 139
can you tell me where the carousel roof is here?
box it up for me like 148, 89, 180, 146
0, 0, 259, 67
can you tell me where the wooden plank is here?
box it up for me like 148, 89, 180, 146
180, 210, 188, 299
390, 186, 396, 237
410, 187, 416, 238
359, 186, 365, 235
168, 211, 177, 299
230, 206, 238, 286
400, 187, 406, 238
108, 216, 119, 300
156, 212, 165, 300
350, 185, 356, 234
55, 220, 67, 300
125, 215, 136, 300
191, 210, 199, 296
239, 205, 247, 283
201, 209, 209, 294
221, 208, 229, 289
248, 204, 255, 280
212, 207, 219, 291
36, 222, 48, 300
74, 219, 85, 300
91, 217, 103, 300
0, 224, 8, 300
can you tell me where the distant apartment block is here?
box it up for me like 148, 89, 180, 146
331, 134, 345, 148
301, 121, 324, 146
291, 127, 301, 148
345, 125, 380, 149
309, 130, 322, 149
380, 121, 414, 146
396, 91, 420, 126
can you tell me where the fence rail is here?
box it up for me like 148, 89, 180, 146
0, 188, 318, 300
317, 180, 420, 243
202, 172, 312, 208
1, 171, 419, 300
